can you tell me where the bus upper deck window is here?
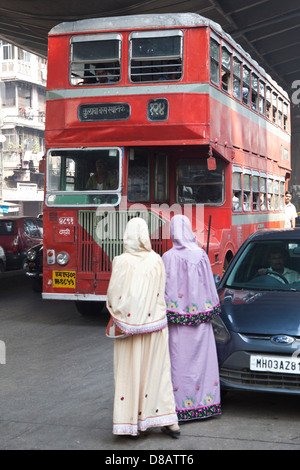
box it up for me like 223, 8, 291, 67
130, 30, 183, 83
210, 38, 220, 86
283, 102, 288, 131
272, 93, 278, 124
70, 34, 121, 86
221, 46, 231, 93
233, 57, 241, 100
251, 74, 258, 111
278, 98, 283, 127
242, 65, 250, 106
259, 81, 265, 115
266, 87, 271, 120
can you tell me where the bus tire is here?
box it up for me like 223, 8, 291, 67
75, 300, 105, 316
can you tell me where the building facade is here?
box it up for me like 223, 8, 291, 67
0, 41, 46, 216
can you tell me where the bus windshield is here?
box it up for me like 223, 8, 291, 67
46, 148, 121, 206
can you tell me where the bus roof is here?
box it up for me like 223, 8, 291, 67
49, 12, 288, 100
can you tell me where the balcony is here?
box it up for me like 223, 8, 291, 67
1, 60, 47, 86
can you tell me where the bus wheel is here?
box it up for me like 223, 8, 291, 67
75, 301, 105, 316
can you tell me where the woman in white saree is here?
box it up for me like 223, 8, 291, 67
106, 217, 179, 439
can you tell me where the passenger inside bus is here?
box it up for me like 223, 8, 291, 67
86, 160, 117, 190
94, 64, 112, 84
232, 193, 240, 211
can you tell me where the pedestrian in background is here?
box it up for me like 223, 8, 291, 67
285, 191, 297, 228
106, 217, 180, 439
162, 214, 221, 422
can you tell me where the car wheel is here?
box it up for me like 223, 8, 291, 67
75, 301, 105, 316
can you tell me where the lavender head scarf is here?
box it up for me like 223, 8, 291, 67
162, 215, 220, 326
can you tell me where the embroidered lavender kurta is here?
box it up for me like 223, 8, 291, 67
162, 215, 221, 421
107, 217, 178, 436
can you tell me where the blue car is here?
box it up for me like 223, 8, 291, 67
213, 228, 300, 395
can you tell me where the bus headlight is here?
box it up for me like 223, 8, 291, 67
56, 252, 69, 266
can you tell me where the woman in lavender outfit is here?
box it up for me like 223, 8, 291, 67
162, 214, 221, 422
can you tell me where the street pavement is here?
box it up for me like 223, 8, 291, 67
0, 272, 299, 452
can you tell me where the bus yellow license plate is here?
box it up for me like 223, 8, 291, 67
53, 270, 76, 288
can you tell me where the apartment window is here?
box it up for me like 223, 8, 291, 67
130, 30, 183, 83
242, 65, 250, 106
233, 57, 241, 100
3, 83, 15, 106
221, 46, 231, 93
70, 33, 121, 86
210, 38, 220, 86
2, 41, 13, 60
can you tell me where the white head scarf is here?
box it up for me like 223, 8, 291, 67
123, 217, 152, 254
106, 217, 167, 335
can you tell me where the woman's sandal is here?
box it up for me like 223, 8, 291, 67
161, 426, 180, 439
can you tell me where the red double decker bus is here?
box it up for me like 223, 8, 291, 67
43, 13, 291, 314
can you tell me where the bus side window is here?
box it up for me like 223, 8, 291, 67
210, 38, 220, 86
232, 170, 242, 211
233, 57, 241, 100
266, 87, 271, 120
127, 150, 150, 202
267, 176, 274, 210
130, 32, 183, 83
154, 152, 169, 202
259, 81, 265, 115
252, 174, 259, 211
260, 176, 267, 210
251, 74, 258, 110
242, 65, 250, 106
243, 172, 251, 211
221, 46, 231, 93
70, 34, 121, 86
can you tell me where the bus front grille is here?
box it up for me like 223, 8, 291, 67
78, 210, 168, 273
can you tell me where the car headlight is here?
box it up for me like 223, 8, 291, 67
56, 251, 69, 266
211, 315, 231, 344
27, 249, 37, 261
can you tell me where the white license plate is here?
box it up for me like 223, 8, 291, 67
250, 354, 300, 375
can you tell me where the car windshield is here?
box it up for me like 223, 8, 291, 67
225, 239, 300, 291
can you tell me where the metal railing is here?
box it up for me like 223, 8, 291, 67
78, 209, 168, 273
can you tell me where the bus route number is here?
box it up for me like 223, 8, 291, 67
147, 98, 168, 121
